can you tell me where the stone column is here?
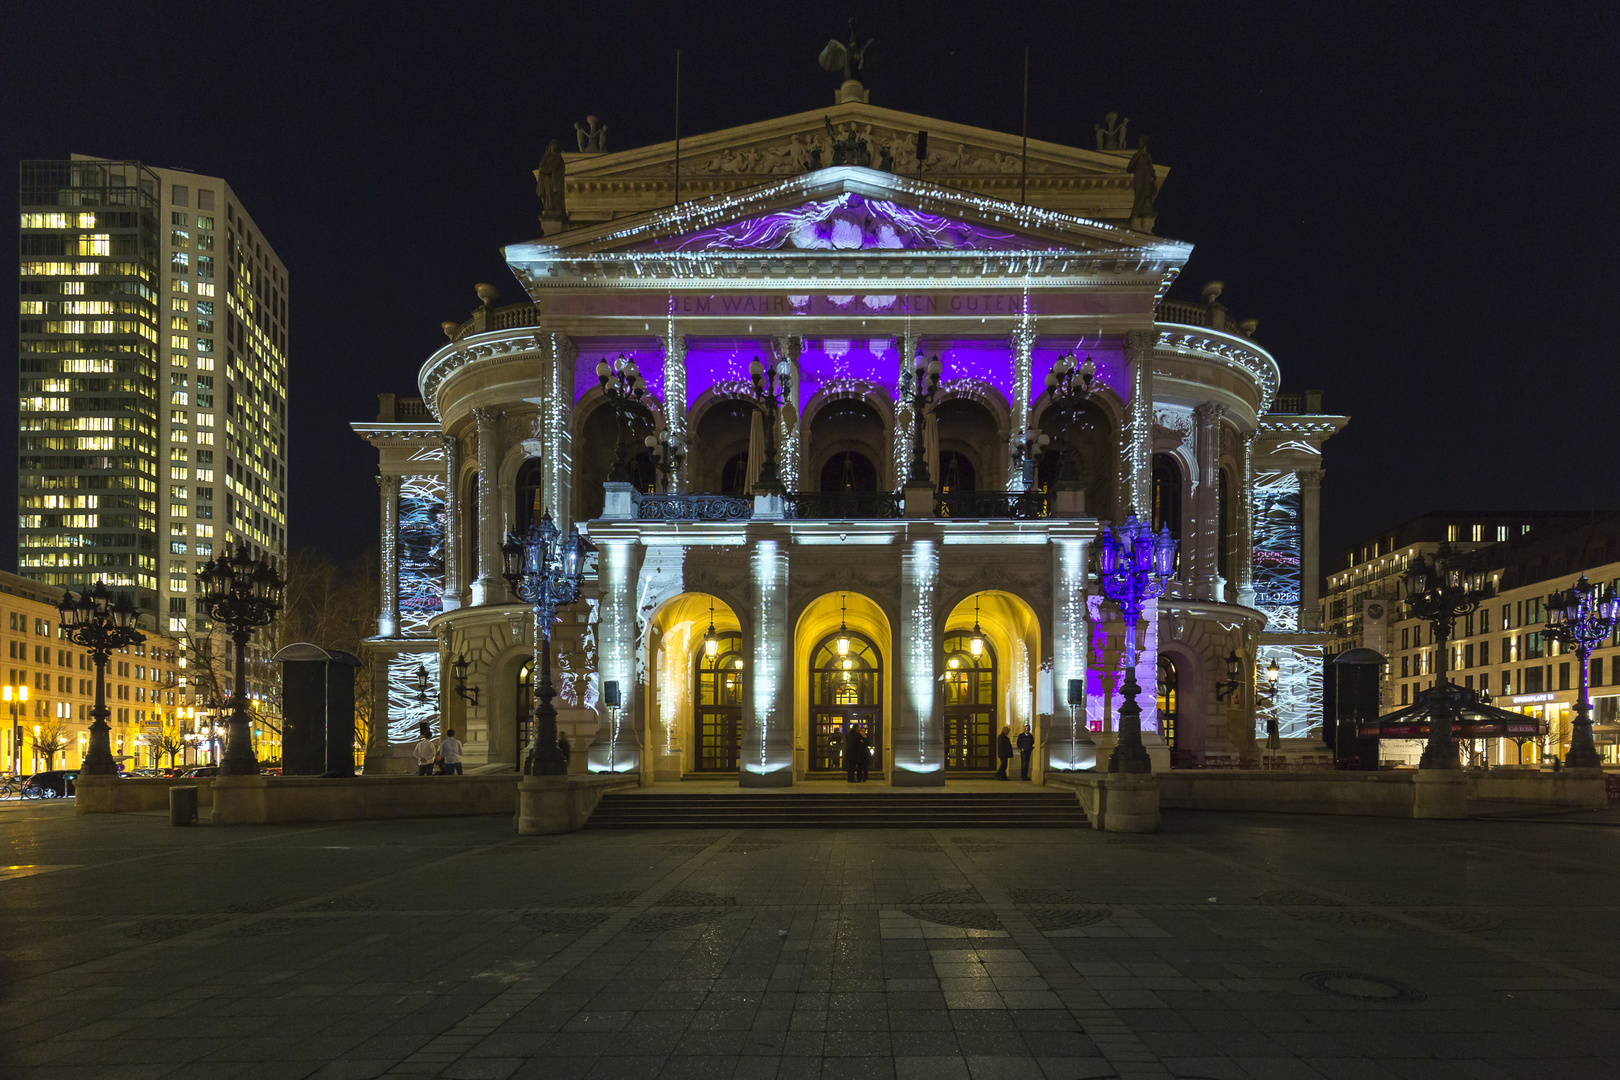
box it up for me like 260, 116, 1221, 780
891, 332, 920, 491
742, 535, 792, 786
1122, 330, 1155, 518
893, 533, 944, 786
1049, 529, 1095, 770
772, 335, 803, 492
376, 475, 401, 637
663, 333, 688, 493
440, 433, 462, 611
1010, 323, 1035, 489
1298, 467, 1325, 630
1236, 430, 1257, 607
588, 537, 641, 774
1192, 403, 1223, 601
470, 407, 502, 605
542, 333, 576, 530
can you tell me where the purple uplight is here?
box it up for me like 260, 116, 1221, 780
1032, 342, 1128, 403
795, 339, 899, 408
681, 339, 768, 413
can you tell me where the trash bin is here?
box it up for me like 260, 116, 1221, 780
169, 785, 198, 826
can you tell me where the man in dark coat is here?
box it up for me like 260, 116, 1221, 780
856, 725, 871, 783
1016, 725, 1035, 780
996, 726, 1014, 780
844, 724, 861, 783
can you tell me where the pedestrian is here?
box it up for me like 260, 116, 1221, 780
438, 728, 464, 775
843, 723, 860, 783
996, 725, 1013, 780
856, 724, 871, 783
1016, 724, 1034, 780
557, 731, 572, 770
412, 724, 436, 776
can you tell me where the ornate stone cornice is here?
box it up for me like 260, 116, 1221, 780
419, 331, 548, 422
1154, 327, 1281, 414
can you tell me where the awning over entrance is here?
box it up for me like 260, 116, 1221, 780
1359, 681, 1548, 740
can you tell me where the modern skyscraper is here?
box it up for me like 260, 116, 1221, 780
18, 155, 289, 638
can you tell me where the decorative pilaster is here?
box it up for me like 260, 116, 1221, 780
742, 536, 792, 786
663, 332, 688, 493
588, 539, 640, 773
891, 332, 920, 491
1237, 430, 1257, 607
1298, 467, 1326, 630
470, 407, 502, 605
1049, 531, 1095, 770
441, 433, 462, 611
893, 534, 944, 786
1123, 331, 1155, 517
1192, 403, 1223, 600
1010, 322, 1035, 488
542, 333, 576, 530
376, 474, 401, 637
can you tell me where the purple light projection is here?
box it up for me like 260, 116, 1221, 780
573, 338, 666, 406
795, 338, 899, 409
929, 341, 1015, 413
1032, 341, 1128, 403
639, 193, 1041, 253
681, 339, 768, 413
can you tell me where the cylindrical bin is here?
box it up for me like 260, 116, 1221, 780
169, 785, 198, 826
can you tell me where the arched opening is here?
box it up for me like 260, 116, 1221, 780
808, 398, 887, 494
1157, 654, 1178, 751
516, 656, 534, 755
1151, 453, 1183, 544
695, 400, 754, 493
809, 629, 882, 773
933, 397, 999, 492
1037, 397, 1115, 518
514, 458, 544, 534
938, 451, 976, 494
942, 630, 995, 771
819, 450, 878, 493
694, 631, 745, 771
576, 399, 656, 520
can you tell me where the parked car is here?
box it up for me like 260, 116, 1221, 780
180, 766, 219, 778
125, 768, 162, 778
23, 770, 78, 798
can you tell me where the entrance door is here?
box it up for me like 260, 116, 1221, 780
516, 658, 534, 755
694, 632, 744, 771
942, 632, 995, 771
809, 630, 882, 772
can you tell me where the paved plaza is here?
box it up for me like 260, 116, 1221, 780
2, 800, 1618, 1080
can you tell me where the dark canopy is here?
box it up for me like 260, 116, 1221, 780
1359, 681, 1547, 740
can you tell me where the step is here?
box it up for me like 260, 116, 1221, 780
583, 790, 1087, 829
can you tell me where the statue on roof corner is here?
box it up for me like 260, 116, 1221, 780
1095, 111, 1129, 151
1128, 136, 1158, 229
536, 139, 568, 230
574, 115, 608, 154
819, 18, 875, 103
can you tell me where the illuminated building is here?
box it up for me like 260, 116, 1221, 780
354, 89, 1343, 778
18, 155, 288, 721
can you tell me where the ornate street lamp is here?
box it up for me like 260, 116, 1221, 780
1096, 515, 1178, 773
746, 355, 794, 490
1214, 649, 1243, 702
502, 509, 592, 775
1009, 428, 1051, 491
898, 353, 943, 485
1044, 352, 1100, 484
595, 352, 647, 483
969, 596, 985, 658
1545, 573, 1620, 769
195, 548, 286, 776
4, 684, 28, 776
57, 582, 145, 776
644, 432, 686, 493
1403, 547, 1493, 770
836, 593, 852, 657
451, 653, 480, 706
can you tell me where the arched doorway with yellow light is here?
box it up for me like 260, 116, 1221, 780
643, 591, 746, 779
793, 591, 892, 781
941, 589, 1042, 778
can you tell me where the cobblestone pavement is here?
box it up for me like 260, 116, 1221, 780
4, 801, 1619, 1079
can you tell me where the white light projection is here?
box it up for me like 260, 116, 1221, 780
589, 542, 634, 772
1259, 643, 1325, 739
1251, 470, 1318, 739
387, 653, 438, 743
746, 540, 791, 778
899, 538, 941, 777
397, 474, 445, 637
1051, 539, 1090, 769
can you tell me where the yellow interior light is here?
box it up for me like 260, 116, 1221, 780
970, 635, 984, 657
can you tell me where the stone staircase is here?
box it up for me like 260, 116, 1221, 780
583, 790, 1087, 829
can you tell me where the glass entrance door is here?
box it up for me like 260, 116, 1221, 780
943, 632, 995, 771
809, 631, 882, 772
694, 632, 743, 771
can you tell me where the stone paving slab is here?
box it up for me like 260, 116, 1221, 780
2, 803, 1619, 1078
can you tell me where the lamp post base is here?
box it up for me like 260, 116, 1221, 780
525, 643, 569, 777
79, 715, 119, 776
1566, 706, 1602, 770
1107, 673, 1154, 775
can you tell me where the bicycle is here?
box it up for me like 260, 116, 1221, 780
0, 776, 23, 801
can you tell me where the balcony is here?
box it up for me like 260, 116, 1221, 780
628, 490, 1058, 522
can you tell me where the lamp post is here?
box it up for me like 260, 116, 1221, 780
643, 432, 686, 493
746, 355, 793, 490
57, 583, 145, 776
1009, 428, 1051, 491
1404, 547, 1493, 770
501, 509, 592, 775
1214, 649, 1243, 702
595, 353, 647, 483
1096, 515, 1178, 773
4, 685, 27, 776
196, 548, 286, 776
1258, 656, 1283, 764
898, 353, 942, 485
1044, 352, 1100, 484
1545, 573, 1620, 769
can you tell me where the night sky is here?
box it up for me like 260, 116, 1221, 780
5, 2, 1618, 581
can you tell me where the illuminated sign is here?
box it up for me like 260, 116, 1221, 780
1509, 693, 1556, 705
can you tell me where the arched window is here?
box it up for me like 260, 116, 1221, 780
1151, 453, 1183, 544
720, 452, 750, 495
515, 458, 543, 534
809, 630, 881, 772
694, 631, 744, 771
938, 451, 976, 494
1157, 654, 1178, 749
942, 630, 995, 770
819, 451, 878, 493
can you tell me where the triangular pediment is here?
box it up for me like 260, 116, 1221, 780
509, 167, 1182, 268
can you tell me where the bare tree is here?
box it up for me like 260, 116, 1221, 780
31, 724, 68, 770
155, 734, 186, 768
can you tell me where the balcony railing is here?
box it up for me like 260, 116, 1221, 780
784, 492, 903, 520
633, 493, 752, 522
935, 490, 1050, 519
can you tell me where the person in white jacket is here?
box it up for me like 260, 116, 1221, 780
412, 726, 435, 776
438, 729, 464, 775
